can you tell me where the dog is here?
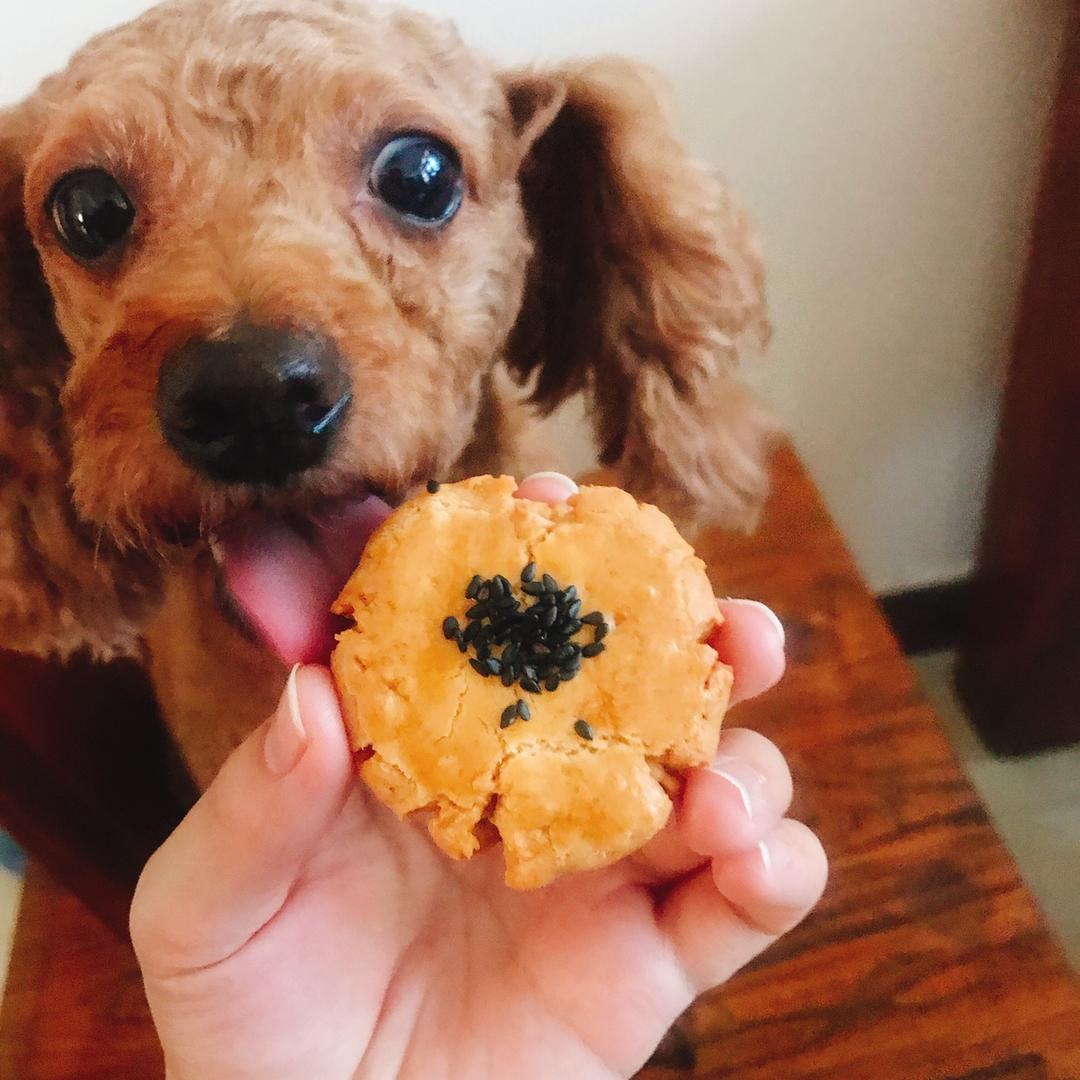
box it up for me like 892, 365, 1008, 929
0, 0, 772, 788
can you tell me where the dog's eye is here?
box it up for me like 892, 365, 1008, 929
48, 169, 136, 261
370, 134, 463, 226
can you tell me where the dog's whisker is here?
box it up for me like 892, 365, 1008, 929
92, 525, 106, 571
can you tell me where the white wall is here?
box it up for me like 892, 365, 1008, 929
2, 1, 1068, 591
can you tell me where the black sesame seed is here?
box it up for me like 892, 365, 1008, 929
426, 479, 441, 494
452, 565, 607, 695
501, 704, 518, 727
516, 700, 531, 720
574, 719, 594, 741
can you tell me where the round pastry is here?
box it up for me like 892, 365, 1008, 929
331, 475, 732, 889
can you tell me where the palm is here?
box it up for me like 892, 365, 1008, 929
137, 607, 824, 1080
187, 790, 688, 1080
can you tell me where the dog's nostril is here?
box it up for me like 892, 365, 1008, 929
305, 393, 353, 437
299, 402, 330, 430
289, 382, 321, 406
175, 399, 236, 446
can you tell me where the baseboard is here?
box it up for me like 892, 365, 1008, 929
878, 578, 973, 655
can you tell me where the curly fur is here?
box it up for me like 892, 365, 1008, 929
0, 120, 160, 659
0, 0, 774, 784
506, 61, 773, 528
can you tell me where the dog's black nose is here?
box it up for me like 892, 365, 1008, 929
156, 326, 351, 486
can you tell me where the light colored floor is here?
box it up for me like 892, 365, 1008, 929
912, 651, 1080, 969
0, 651, 1075, 1001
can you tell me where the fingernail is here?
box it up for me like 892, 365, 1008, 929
724, 599, 785, 648
264, 664, 308, 776
758, 833, 792, 876
709, 756, 768, 823
521, 471, 580, 495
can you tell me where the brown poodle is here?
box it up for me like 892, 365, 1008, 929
0, 0, 772, 788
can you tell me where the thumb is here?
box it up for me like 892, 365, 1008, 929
131, 664, 353, 976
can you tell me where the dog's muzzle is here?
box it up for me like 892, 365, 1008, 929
155, 324, 351, 486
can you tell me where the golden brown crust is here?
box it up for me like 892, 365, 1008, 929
332, 475, 731, 888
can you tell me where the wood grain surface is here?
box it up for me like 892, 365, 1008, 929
1, 446, 1078, 1080
0, 863, 160, 1080
639, 449, 1080, 1079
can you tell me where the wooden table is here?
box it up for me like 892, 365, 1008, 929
2, 446, 1079, 1079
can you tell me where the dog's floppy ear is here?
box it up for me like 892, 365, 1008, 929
502, 60, 776, 530
0, 106, 157, 660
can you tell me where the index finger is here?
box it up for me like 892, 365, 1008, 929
713, 600, 786, 705
514, 471, 580, 504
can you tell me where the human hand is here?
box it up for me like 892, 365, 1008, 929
131, 473, 827, 1080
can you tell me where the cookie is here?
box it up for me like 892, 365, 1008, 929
331, 476, 732, 889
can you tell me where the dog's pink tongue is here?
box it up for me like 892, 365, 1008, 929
220, 496, 392, 665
